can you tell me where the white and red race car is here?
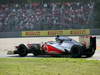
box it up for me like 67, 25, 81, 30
8, 36, 96, 58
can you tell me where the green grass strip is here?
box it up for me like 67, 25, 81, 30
0, 58, 100, 75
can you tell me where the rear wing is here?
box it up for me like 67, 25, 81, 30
79, 36, 96, 50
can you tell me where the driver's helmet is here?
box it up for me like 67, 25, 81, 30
55, 35, 72, 42
55, 35, 65, 43
55, 35, 60, 41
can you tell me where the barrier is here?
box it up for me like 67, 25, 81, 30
22, 29, 90, 37
4, 29, 100, 38
0, 32, 21, 38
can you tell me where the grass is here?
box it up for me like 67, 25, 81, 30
0, 58, 100, 75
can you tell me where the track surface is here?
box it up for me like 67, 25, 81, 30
0, 36, 100, 60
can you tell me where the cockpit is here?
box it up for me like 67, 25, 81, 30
56, 36, 72, 43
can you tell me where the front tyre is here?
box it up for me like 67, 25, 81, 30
70, 45, 82, 58
17, 44, 28, 57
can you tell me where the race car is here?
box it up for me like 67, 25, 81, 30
7, 35, 96, 58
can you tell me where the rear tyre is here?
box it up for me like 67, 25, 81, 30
17, 44, 28, 57
70, 45, 81, 58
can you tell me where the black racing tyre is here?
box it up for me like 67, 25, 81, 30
31, 44, 41, 56
17, 44, 28, 57
70, 45, 82, 58
85, 48, 95, 58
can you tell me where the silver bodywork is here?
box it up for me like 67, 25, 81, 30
46, 37, 82, 52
